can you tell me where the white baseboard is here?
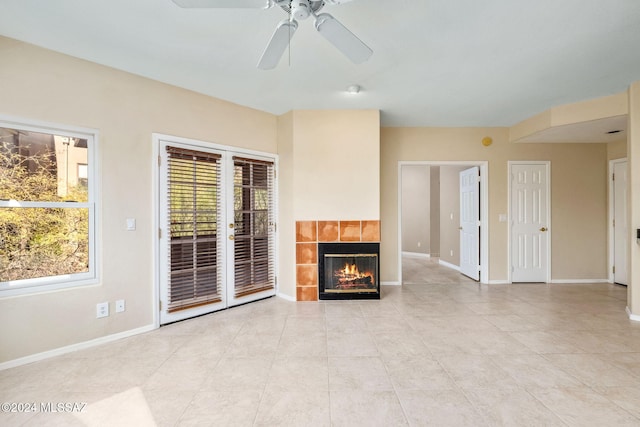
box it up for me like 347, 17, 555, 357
482, 279, 610, 285
438, 259, 460, 272
277, 292, 296, 302
381, 281, 401, 286
627, 307, 640, 322
0, 324, 156, 371
550, 279, 610, 284
402, 251, 430, 259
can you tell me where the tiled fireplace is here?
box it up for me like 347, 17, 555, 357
295, 220, 380, 301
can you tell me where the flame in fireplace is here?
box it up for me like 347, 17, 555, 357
341, 263, 368, 278
334, 262, 374, 289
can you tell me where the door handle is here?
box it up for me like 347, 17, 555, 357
540, 227, 548, 232
459, 227, 463, 230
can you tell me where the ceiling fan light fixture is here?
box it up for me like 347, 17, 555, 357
314, 13, 372, 64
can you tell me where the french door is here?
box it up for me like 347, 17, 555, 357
158, 139, 276, 324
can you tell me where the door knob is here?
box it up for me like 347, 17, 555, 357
459, 227, 463, 230
540, 227, 548, 232
229, 235, 235, 241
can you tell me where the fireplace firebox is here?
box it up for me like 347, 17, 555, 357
318, 242, 380, 300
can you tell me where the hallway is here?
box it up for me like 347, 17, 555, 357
402, 256, 476, 285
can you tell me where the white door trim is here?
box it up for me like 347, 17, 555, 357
397, 161, 489, 284
508, 161, 551, 283
609, 158, 628, 284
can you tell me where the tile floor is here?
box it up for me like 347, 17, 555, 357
1, 257, 640, 426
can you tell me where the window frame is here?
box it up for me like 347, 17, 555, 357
0, 115, 99, 297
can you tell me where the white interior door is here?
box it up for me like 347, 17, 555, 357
460, 167, 480, 280
510, 163, 549, 283
613, 161, 628, 285
158, 141, 276, 324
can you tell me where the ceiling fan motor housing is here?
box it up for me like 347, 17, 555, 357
291, 0, 311, 20
276, 0, 326, 20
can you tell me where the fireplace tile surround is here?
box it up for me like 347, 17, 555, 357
295, 220, 380, 301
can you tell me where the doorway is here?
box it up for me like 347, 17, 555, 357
397, 161, 489, 284
154, 135, 277, 325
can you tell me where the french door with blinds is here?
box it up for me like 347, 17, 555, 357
158, 139, 276, 324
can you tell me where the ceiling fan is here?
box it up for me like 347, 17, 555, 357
171, 0, 373, 70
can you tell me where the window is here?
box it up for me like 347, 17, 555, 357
0, 119, 97, 295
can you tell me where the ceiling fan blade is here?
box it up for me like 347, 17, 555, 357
314, 13, 372, 64
172, 0, 270, 8
257, 19, 298, 70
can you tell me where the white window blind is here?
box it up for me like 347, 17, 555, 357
233, 156, 275, 298
166, 146, 223, 313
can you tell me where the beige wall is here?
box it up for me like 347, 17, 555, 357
381, 127, 609, 283
276, 112, 295, 299
401, 165, 431, 254
608, 140, 627, 160
289, 110, 380, 220
0, 37, 278, 363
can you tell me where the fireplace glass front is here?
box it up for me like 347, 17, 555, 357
318, 243, 380, 300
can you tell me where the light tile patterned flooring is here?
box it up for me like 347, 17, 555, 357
2, 257, 640, 426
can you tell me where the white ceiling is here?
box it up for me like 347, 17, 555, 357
1, 0, 640, 128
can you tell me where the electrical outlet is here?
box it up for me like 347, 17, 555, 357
450, 250, 454, 257
115, 299, 125, 313
96, 302, 109, 318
